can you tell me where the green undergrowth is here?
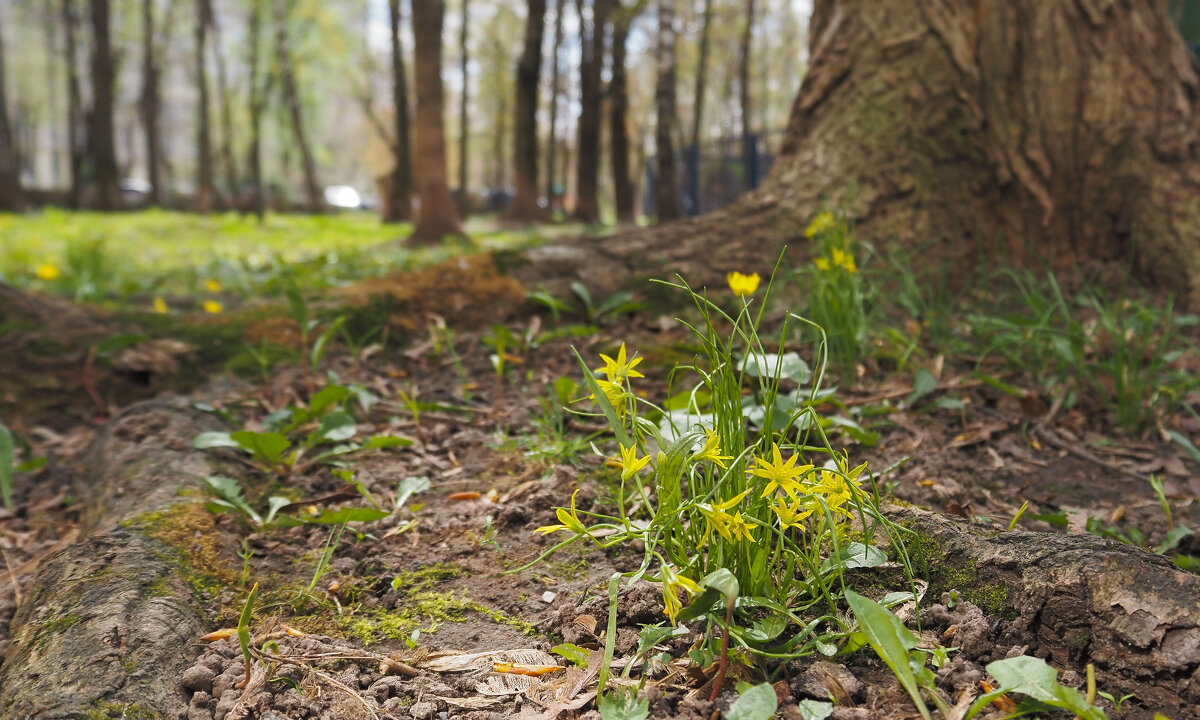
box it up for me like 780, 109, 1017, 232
123, 502, 240, 613
907, 527, 1017, 621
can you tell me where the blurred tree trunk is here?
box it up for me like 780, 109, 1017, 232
62, 0, 85, 209
654, 0, 681, 221
89, 0, 122, 210
194, 0, 214, 213
140, 0, 164, 207
689, 0, 712, 148
0, 9, 24, 212
457, 0, 468, 217
274, 0, 321, 212
410, 0, 464, 244
574, 0, 610, 223
508, 0, 547, 222
738, 0, 754, 141
209, 1, 238, 206
383, 0, 412, 223
609, 2, 642, 224
545, 0, 565, 211
246, 0, 269, 221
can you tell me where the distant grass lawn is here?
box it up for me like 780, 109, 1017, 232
0, 209, 562, 311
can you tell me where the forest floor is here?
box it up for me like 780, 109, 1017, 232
1, 215, 1199, 720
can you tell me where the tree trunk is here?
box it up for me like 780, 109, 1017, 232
508, 0, 548, 222
654, 0, 681, 222
383, 0, 412, 223
457, 0, 469, 217
523, 0, 1200, 306
274, 0, 322, 213
738, 0, 754, 141
689, 0, 713, 148
62, 0, 85, 209
0, 9, 25, 212
410, 0, 464, 244
609, 4, 637, 224
194, 0, 214, 213
573, 0, 610, 223
141, 0, 164, 207
90, 0, 122, 210
246, 0, 268, 221
545, 0, 566, 212
210, 0, 238, 206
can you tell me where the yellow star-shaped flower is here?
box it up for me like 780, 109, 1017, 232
594, 342, 644, 384
617, 443, 651, 481
692, 429, 733, 469
535, 489, 589, 535
660, 564, 701, 625
726, 271, 761, 297
749, 443, 813, 500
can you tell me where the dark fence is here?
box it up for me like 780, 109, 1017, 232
644, 130, 783, 218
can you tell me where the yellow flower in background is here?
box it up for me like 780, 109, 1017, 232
805, 211, 836, 238
617, 443, 651, 482
152, 297, 169, 314
595, 342, 644, 383
205, 279, 222, 293
727, 271, 760, 296
588, 379, 630, 416
36, 263, 61, 281
807, 457, 867, 520
203, 300, 224, 314
692, 429, 733, 469
749, 443, 813, 500
535, 489, 589, 535
831, 248, 858, 274
814, 257, 831, 272
660, 564, 701, 625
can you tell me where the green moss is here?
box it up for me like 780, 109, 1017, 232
908, 527, 1017, 621
124, 503, 238, 609
34, 614, 84, 646
85, 700, 158, 720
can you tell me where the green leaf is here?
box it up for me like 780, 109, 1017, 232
263, 496, 292, 526
396, 476, 431, 510
230, 431, 291, 464
550, 643, 590, 669
820, 542, 887, 574
797, 699, 834, 720
237, 582, 260, 674
676, 587, 721, 623
311, 317, 347, 372
192, 431, 239, 449
743, 351, 812, 384
844, 589, 929, 720
907, 369, 937, 406
727, 682, 777, 720
276, 507, 390, 526
981, 655, 1106, 720
0, 423, 14, 510
1157, 524, 1195, 554
598, 689, 649, 720
635, 624, 686, 656
362, 435, 415, 449
313, 412, 358, 444
700, 568, 739, 606
309, 384, 351, 417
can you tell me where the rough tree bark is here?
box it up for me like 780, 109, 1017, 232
523, 0, 1200, 305
410, 0, 464, 244
0, 9, 25, 212
654, 0, 682, 221
62, 0, 85, 209
458, 0, 469, 217
383, 0, 413, 223
545, 0, 566, 209
195, 0, 215, 213
609, 1, 641, 224
738, 0, 754, 141
141, 0, 164, 207
508, 0, 548, 222
574, 0, 610, 223
274, 0, 322, 213
210, 0, 238, 206
90, 0, 122, 210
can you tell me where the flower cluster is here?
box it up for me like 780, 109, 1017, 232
805, 211, 836, 238
814, 247, 857, 274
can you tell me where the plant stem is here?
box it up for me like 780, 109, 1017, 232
708, 601, 734, 702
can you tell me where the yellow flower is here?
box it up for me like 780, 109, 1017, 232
814, 257, 831, 272
660, 564, 701, 625
152, 297, 169, 314
36, 263, 61, 281
771, 496, 815, 530
692, 429, 733, 469
831, 248, 858, 274
588, 379, 630, 416
727, 271, 761, 297
534, 489, 589, 535
617, 443, 651, 481
697, 490, 755, 545
205, 279, 222, 293
749, 443, 813, 500
805, 211, 836, 238
595, 342, 644, 383
203, 300, 224, 314
807, 458, 867, 521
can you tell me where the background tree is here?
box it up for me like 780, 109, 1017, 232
194, 0, 214, 212
382, 0, 412, 223
61, 0, 86, 209
458, 0, 469, 216
273, 0, 321, 212
508, 0, 547, 221
610, 0, 646, 223
654, 0, 681, 221
573, 0, 610, 223
140, 0, 175, 207
689, 0, 713, 148
209, 1, 238, 205
89, 0, 121, 210
245, 0, 272, 220
410, 0, 464, 244
0, 6, 25, 212
544, 0, 566, 210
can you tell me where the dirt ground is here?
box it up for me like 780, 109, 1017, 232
2, 286, 1199, 720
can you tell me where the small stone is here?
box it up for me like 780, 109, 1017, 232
541, 591, 557, 604
212, 692, 238, 720
409, 700, 436, 719
182, 665, 216, 694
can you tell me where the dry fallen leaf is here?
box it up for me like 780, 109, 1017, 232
448, 491, 482, 501
493, 662, 564, 677
200, 628, 237, 642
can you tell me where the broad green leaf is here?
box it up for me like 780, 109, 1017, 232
797, 699, 834, 720
309, 384, 351, 417
396, 476, 431, 510
1167, 429, 1200, 466
743, 351, 812, 384
230, 431, 291, 464
635, 624, 686, 656
0, 423, 14, 510
820, 542, 887, 574
597, 689, 649, 720
676, 587, 721, 622
311, 317, 347, 372
192, 431, 239, 449
1158, 524, 1195, 554
981, 656, 1107, 720
550, 643, 590, 668
907, 369, 937, 406
263, 496, 292, 526
313, 412, 358, 443
362, 435, 414, 449
727, 682, 777, 720
845, 589, 929, 720
700, 568, 739, 606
